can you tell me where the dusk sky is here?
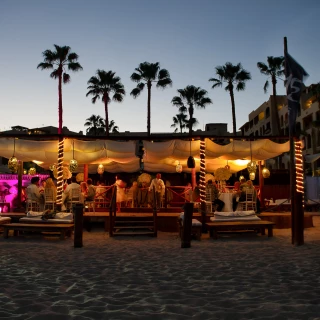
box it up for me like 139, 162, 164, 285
1, 0, 319, 134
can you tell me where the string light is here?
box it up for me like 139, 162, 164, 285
295, 140, 304, 206
56, 138, 64, 206
199, 139, 206, 206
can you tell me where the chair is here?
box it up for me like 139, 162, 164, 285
85, 199, 95, 212
26, 200, 40, 212
205, 191, 212, 213
66, 188, 81, 213
44, 189, 55, 211
237, 188, 256, 211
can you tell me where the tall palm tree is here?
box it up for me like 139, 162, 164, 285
171, 85, 212, 135
185, 117, 199, 132
86, 70, 125, 137
37, 45, 82, 207
84, 115, 105, 135
209, 62, 251, 135
37, 45, 83, 134
257, 56, 285, 135
171, 113, 188, 134
130, 62, 172, 136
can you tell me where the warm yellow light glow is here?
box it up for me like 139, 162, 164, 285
234, 159, 250, 166
32, 160, 44, 165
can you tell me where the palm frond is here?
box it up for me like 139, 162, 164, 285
130, 87, 142, 98
68, 62, 83, 72
63, 73, 70, 84
263, 80, 269, 93
130, 72, 142, 82
156, 78, 172, 88
37, 62, 53, 70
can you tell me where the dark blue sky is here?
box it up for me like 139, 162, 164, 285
1, 0, 319, 133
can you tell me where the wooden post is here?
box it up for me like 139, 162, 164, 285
258, 161, 264, 208
181, 202, 193, 248
17, 160, 23, 210
191, 168, 196, 190
74, 203, 84, 248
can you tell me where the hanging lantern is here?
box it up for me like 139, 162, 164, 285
225, 160, 230, 171
28, 167, 36, 175
262, 167, 271, 178
187, 156, 195, 168
8, 156, 18, 173
49, 164, 56, 171
69, 140, 78, 173
8, 138, 19, 173
69, 159, 78, 173
23, 169, 27, 174
247, 161, 257, 174
176, 162, 182, 173
97, 164, 104, 174
249, 172, 256, 180
239, 175, 245, 182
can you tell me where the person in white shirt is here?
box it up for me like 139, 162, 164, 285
61, 176, 81, 211
148, 173, 165, 210
26, 176, 44, 210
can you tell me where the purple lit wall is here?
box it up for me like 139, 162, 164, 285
0, 174, 50, 212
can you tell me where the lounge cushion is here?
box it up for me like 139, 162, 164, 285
20, 217, 73, 224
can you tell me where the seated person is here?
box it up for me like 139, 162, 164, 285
232, 181, 241, 211
85, 178, 96, 201
206, 179, 225, 212
44, 178, 57, 201
26, 176, 44, 209
61, 176, 81, 211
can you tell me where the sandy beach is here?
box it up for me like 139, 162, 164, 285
1, 217, 320, 320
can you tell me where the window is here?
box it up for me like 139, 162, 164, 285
266, 107, 270, 119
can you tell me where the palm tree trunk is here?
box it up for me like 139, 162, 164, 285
229, 89, 237, 135
58, 68, 63, 135
189, 107, 194, 136
147, 81, 152, 136
105, 99, 109, 137
272, 76, 281, 135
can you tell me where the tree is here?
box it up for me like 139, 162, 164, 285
130, 62, 172, 136
84, 115, 105, 135
185, 117, 199, 132
37, 44, 83, 134
209, 62, 251, 135
257, 56, 285, 135
171, 85, 212, 135
86, 70, 125, 137
108, 120, 119, 133
171, 113, 187, 134
37, 44, 82, 207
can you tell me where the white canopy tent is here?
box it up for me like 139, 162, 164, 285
0, 138, 290, 174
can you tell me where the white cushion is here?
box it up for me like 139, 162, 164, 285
20, 217, 73, 224
192, 219, 202, 226
27, 211, 43, 217
55, 212, 73, 220
214, 211, 255, 217
210, 215, 261, 222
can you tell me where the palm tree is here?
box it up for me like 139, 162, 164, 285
209, 62, 251, 135
86, 70, 125, 137
185, 117, 199, 132
37, 45, 83, 134
84, 115, 105, 135
257, 56, 285, 135
171, 113, 188, 134
37, 45, 82, 207
130, 62, 172, 136
171, 85, 212, 135
108, 120, 119, 133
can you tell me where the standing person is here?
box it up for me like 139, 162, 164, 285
149, 173, 165, 210
115, 175, 126, 212
206, 179, 225, 212
85, 178, 96, 201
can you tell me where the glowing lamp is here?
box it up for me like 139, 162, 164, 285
69, 159, 78, 173
28, 168, 36, 175
8, 156, 19, 173
176, 162, 182, 173
239, 175, 245, 182
97, 164, 104, 174
249, 172, 255, 180
262, 167, 270, 178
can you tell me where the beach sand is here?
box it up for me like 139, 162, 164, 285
1, 217, 320, 320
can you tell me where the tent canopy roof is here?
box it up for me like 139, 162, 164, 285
0, 138, 290, 174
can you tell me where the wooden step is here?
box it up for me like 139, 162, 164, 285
113, 231, 155, 236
